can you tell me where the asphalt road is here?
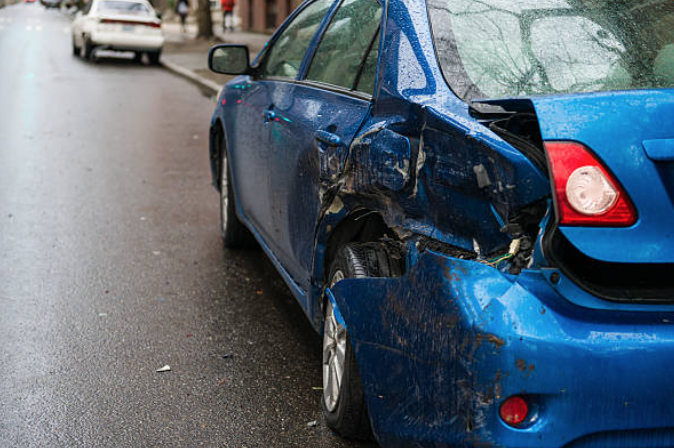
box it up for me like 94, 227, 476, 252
0, 4, 375, 447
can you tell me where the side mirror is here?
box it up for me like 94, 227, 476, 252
209, 44, 250, 75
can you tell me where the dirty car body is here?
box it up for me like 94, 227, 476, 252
208, 0, 674, 446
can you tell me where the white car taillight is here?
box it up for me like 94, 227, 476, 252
544, 141, 637, 227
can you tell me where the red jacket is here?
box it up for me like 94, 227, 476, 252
221, 0, 234, 12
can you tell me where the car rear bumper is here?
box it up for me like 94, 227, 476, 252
328, 248, 674, 448
91, 31, 163, 52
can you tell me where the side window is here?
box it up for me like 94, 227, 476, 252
261, 0, 334, 79
306, 0, 382, 92
82, 1, 93, 14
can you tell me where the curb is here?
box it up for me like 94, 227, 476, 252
160, 57, 221, 98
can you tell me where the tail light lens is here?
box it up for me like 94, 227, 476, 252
99, 19, 161, 28
545, 141, 637, 226
500, 395, 529, 426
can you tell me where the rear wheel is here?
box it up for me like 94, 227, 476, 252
220, 143, 255, 248
322, 242, 402, 439
147, 50, 161, 65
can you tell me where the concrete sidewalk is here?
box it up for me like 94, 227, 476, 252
161, 15, 271, 96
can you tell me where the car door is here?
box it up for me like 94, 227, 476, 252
228, 0, 334, 260
262, 0, 383, 291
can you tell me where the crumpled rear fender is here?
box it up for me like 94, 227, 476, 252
328, 248, 674, 448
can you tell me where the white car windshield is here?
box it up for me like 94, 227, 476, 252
98, 1, 152, 15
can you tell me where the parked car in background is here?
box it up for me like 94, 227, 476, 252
71, 0, 163, 63
208, 0, 674, 446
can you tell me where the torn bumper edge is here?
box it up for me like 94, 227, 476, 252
328, 248, 674, 448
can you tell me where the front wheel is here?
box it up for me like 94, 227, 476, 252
220, 146, 255, 248
72, 37, 80, 56
322, 242, 402, 439
82, 36, 93, 59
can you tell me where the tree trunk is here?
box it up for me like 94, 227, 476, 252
196, 0, 213, 39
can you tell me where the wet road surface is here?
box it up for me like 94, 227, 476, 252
0, 4, 376, 447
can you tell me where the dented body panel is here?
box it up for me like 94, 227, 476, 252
208, 0, 674, 445
329, 248, 674, 448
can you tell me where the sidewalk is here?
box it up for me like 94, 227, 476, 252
161, 14, 271, 96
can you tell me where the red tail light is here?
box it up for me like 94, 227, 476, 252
545, 141, 637, 227
500, 396, 529, 426
100, 19, 161, 28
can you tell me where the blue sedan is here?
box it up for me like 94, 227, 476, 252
207, 0, 674, 446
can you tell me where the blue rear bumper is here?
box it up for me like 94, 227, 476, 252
329, 249, 674, 448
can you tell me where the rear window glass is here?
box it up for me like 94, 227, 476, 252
98, 1, 152, 15
427, 0, 674, 100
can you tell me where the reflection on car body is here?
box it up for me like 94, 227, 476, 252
208, 0, 674, 446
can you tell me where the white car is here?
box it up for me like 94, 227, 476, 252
72, 0, 164, 63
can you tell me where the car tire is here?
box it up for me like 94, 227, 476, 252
72, 38, 80, 57
220, 145, 255, 249
322, 242, 402, 440
147, 50, 161, 65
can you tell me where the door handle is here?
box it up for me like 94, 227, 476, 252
263, 109, 276, 123
315, 130, 341, 147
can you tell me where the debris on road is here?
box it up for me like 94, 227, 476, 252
307, 420, 318, 428
156, 365, 171, 372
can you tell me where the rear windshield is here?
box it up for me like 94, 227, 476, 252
98, 1, 152, 15
427, 0, 674, 100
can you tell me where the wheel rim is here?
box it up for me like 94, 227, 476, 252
220, 154, 228, 234
323, 270, 347, 412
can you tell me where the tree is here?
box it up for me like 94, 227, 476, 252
196, 0, 213, 39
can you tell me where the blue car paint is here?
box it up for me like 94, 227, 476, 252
208, 0, 674, 446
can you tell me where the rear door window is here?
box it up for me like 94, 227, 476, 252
305, 0, 382, 93
260, 0, 334, 79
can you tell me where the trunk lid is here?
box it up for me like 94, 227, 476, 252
488, 89, 674, 264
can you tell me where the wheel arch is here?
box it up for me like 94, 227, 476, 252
311, 204, 405, 327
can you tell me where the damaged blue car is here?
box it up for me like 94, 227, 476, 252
207, 0, 674, 446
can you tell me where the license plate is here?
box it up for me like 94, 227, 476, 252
122, 25, 135, 32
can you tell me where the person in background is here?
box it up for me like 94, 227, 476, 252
221, 0, 235, 32
175, 0, 189, 33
